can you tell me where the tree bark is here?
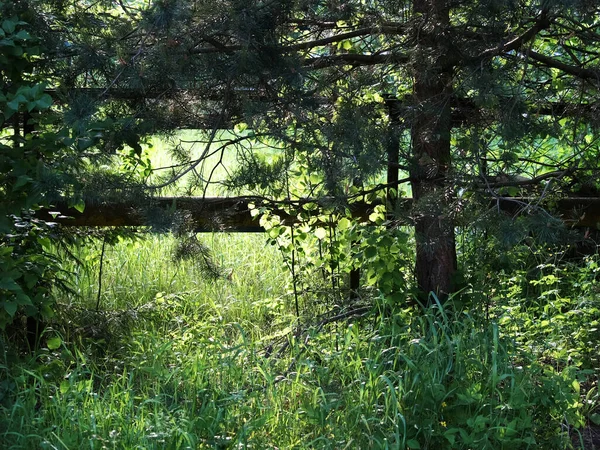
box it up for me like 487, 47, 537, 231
410, 0, 457, 300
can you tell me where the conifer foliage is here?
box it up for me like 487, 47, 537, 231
5, 0, 600, 308
0, 0, 134, 329
92, 0, 599, 299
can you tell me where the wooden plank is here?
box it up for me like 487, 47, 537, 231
36, 196, 600, 231
496, 197, 600, 228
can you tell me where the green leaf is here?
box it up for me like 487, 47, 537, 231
3, 302, 17, 317
15, 292, 31, 306
0, 38, 14, 48
0, 278, 21, 291
14, 29, 31, 40
234, 122, 248, 133
443, 429, 461, 446
314, 227, 327, 240
338, 217, 351, 231
6, 98, 20, 112
27, 45, 40, 56
2, 19, 16, 34
24, 273, 39, 289
406, 439, 421, 449
73, 200, 85, 213
12, 175, 31, 190
47, 336, 62, 350
364, 246, 377, 259
40, 304, 55, 319
60, 380, 70, 394
369, 211, 382, 223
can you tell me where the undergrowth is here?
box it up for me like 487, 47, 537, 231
1, 234, 599, 449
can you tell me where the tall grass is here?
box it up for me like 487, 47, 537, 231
2, 127, 599, 448
1, 232, 594, 448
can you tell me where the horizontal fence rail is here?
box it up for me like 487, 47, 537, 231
36, 196, 600, 231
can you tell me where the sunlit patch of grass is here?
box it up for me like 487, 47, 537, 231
144, 130, 279, 197
63, 233, 288, 310
1, 236, 597, 449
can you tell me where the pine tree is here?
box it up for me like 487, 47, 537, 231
34, 0, 600, 301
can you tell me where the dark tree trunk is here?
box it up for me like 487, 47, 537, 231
410, 0, 457, 300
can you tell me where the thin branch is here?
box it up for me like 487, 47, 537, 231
303, 52, 408, 69
478, 170, 570, 188
282, 25, 406, 52
526, 50, 600, 81
474, 9, 550, 61
146, 77, 235, 190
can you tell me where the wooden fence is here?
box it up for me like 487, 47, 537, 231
36, 196, 600, 231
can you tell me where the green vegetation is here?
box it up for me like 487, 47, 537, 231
2, 0, 600, 448
1, 234, 599, 448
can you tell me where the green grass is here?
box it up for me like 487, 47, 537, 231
2, 134, 600, 448
145, 130, 280, 197
1, 231, 599, 449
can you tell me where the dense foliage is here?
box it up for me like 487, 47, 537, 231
1, 0, 600, 448
33, 0, 599, 297
0, 235, 598, 448
0, 1, 73, 329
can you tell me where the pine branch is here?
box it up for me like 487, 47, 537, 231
474, 9, 550, 61
282, 25, 407, 51
526, 50, 600, 81
303, 51, 409, 69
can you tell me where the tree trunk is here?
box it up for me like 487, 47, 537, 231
410, 0, 457, 300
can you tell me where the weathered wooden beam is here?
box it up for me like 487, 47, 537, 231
36, 196, 600, 231
495, 196, 600, 228
37, 197, 382, 231
38, 197, 266, 231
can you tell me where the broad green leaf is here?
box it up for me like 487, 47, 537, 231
0, 278, 20, 291
15, 292, 31, 306
406, 439, 421, 449
12, 175, 31, 190
314, 227, 327, 240
14, 29, 31, 40
3, 302, 17, 317
337, 217, 350, 230
364, 246, 377, 258
6, 98, 20, 112
2, 19, 16, 34
23, 273, 38, 289
73, 200, 85, 213
369, 211, 382, 223
47, 336, 62, 350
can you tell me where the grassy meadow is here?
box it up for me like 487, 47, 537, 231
1, 232, 599, 449
1, 132, 600, 449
